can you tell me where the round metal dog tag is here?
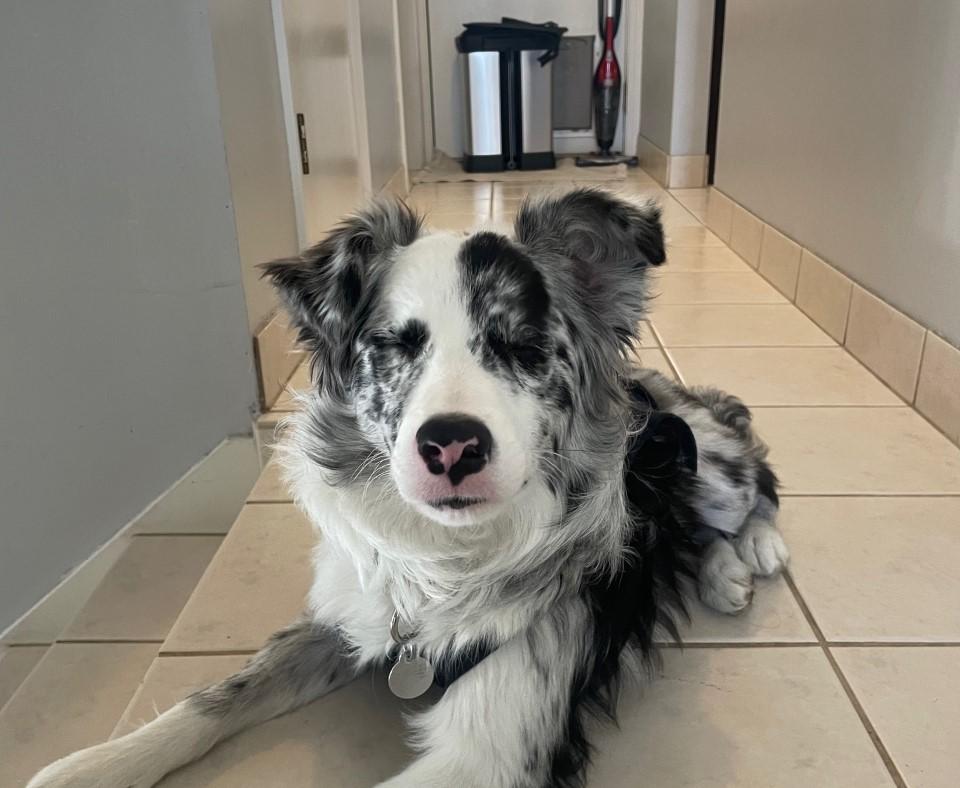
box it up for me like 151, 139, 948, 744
388, 643, 435, 699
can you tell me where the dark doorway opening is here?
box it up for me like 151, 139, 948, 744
706, 0, 726, 185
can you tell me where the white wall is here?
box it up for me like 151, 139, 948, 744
208, 0, 301, 333
397, 0, 433, 172
639, 0, 678, 152
280, 0, 364, 244
716, 0, 960, 346
670, 0, 713, 156
0, 0, 256, 630
359, 0, 406, 190
640, 0, 712, 156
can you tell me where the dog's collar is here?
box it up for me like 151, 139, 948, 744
387, 612, 497, 695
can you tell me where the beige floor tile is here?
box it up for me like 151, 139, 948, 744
658, 201, 703, 230
844, 286, 926, 401
633, 347, 679, 381
491, 181, 567, 198
650, 304, 835, 347
782, 497, 960, 641
590, 648, 893, 788
705, 189, 734, 242
758, 225, 803, 299
669, 187, 708, 210
63, 535, 222, 641
795, 250, 853, 342
122, 658, 415, 787
423, 211, 489, 232
663, 225, 725, 247
405, 194, 491, 214
664, 245, 751, 272
134, 438, 261, 535
113, 654, 249, 737
0, 643, 158, 788
2, 535, 130, 644
729, 203, 764, 267
247, 460, 292, 503
162, 505, 314, 653
915, 332, 960, 444
671, 347, 902, 406
676, 576, 814, 643
408, 182, 492, 201
833, 647, 960, 788
0, 645, 46, 710
750, 407, 960, 494
653, 272, 788, 305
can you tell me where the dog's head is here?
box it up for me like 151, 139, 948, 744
264, 189, 664, 527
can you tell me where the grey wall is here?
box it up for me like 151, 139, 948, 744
0, 0, 256, 629
716, 0, 960, 346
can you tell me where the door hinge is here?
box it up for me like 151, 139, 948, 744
297, 113, 309, 174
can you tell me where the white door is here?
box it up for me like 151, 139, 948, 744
273, 0, 367, 246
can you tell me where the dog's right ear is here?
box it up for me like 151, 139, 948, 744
514, 188, 665, 346
260, 199, 422, 396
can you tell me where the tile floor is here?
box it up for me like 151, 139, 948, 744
2, 173, 959, 787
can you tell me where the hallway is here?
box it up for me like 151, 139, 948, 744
3, 172, 958, 787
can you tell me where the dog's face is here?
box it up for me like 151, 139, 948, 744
265, 190, 665, 527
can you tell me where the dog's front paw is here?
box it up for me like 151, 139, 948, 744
698, 539, 754, 614
736, 521, 789, 577
27, 741, 154, 788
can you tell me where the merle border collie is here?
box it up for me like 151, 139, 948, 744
30, 189, 788, 788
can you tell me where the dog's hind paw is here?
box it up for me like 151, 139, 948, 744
736, 520, 789, 577
698, 538, 754, 614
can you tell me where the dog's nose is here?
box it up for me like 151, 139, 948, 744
416, 415, 493, 485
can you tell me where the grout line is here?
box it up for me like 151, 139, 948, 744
133, 532, 227, 538
245, 499, 294, 505
2, 641, 52, 648
658, 641, 816, 649
911, 330, 928, 405
656, 344, 840, 349
159, 649, 259, 658
702, 404, 905, 409
782, 571, 908, 788
779, 492, 960, 498
56, 638, 165, 645
828, 642, 960, 648
841, 280, 855, 344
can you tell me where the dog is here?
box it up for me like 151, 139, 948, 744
28, 189, 788, 788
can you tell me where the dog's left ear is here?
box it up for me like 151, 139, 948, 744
514, 188, 665, 342
261, 199, 421, 396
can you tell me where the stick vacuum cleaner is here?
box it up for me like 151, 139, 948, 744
576, 0, 638, 167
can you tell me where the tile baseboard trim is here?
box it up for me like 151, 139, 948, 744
636, 134, 708, 189
707, 186, 960, 448
254, 310, 305, 410
0, 438, 244, 644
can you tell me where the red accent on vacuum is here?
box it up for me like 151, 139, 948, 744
593, 15, 621, 154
